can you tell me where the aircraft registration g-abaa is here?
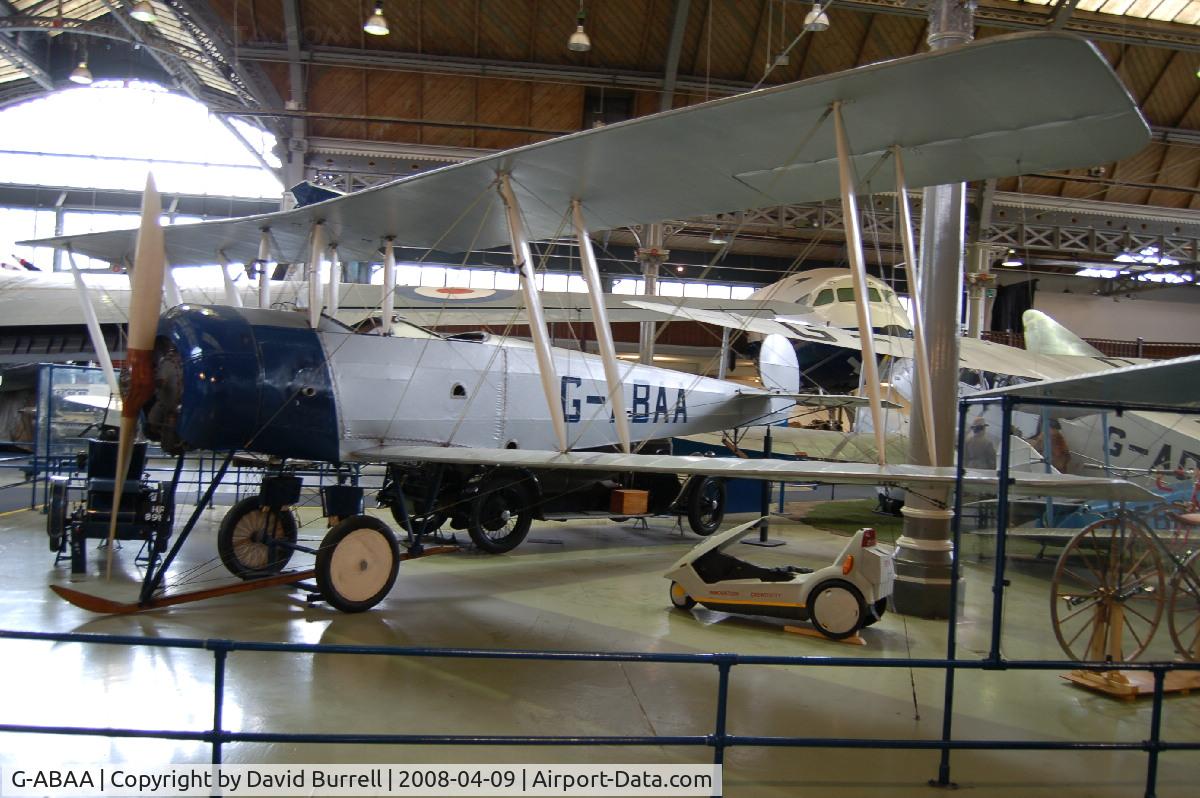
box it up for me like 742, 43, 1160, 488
25, 32, 1158, 615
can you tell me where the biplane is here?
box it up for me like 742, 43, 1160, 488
23, 32, 1157, 614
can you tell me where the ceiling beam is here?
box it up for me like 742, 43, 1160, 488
832, 0, 1200, 53
0, 2, 52, 90
1048, 0, 1080, 30
236, 42, 753, 97
167, 1, 285, 129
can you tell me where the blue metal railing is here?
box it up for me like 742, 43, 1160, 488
1, 628, 1197, 798
6, 387, 1200, 797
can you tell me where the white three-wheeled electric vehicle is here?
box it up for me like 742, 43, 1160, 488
665, 518, 894, 639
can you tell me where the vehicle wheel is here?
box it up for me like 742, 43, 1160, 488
1168, 548, 1200, 662
47, 478, 68, 552
1050, 515, 1164, 662
1137, 501, 1192, 547
686, 477, 726, 536
808, 579, 866, 640
315, 515, 400, 613
388, 501, 447, 536
467, 485, 532, 554
669, 581, 696, 610
862, 597, 888, 627
217, 496, 298, 579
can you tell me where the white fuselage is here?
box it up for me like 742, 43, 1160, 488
321, 331, 776, 459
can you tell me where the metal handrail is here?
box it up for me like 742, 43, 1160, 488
1, 627, 1197, 797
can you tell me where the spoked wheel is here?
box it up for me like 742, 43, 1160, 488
47, 477, 68, 552
1050, 516, 1166, 662
467, 485, 532, 554
1137, 501, 1192, 547
217, 496, 298, 579
669, 581, 696, 610
388, 501, 447, 537
687, 477, 726, 536
1168, 549, 1200, 662
315, 515, 400, 612
808, 579, 866, 640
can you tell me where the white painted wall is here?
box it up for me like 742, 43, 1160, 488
993, 273, 1200, 342
1033, 292, 1200, 341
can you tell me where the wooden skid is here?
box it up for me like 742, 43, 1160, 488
1062, 669, 1200, 699
51, 570, 318, 614
50, 543, 462, 614
784, 625, 867, 646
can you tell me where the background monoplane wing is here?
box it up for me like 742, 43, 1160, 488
350, 446, 1157, 502
628, 300, 1146, 382
972, 354, 1200, 412
23, 32, 1147, 267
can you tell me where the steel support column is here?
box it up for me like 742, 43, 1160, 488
638, 224, 667, 366
895, 0, 973, 618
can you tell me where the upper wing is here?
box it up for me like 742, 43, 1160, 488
23, 32, 1145, 267
350, 445, 1157, 503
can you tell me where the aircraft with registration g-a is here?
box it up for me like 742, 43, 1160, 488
23, 32, 1160, 613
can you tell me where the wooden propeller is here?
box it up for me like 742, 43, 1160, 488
104, 176, 166, 578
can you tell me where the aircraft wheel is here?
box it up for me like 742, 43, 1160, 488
808, 580, 866, 640
47, 478, 68, 552
686, 477, 726, 536
1168, 549, 1200, 662
467, 485, 532, 554
217, 496, 298, 579
669, 581, 696, 610
1050, 515, 1164, 662
316, 515, 400, 613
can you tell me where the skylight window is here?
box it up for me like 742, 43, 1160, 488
0, 82, 281, 198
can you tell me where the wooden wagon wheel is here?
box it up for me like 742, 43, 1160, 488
1168, 548, 1200, 662
1050, 515, 1166, 663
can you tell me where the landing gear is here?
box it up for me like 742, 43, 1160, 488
686, 476, 726, 536
389, 503, 447, 536
315, 515, 401, 612
217, 496, 298, 579
47, 477, 68, 552
468, 483, 533, 553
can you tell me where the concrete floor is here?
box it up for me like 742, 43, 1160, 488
0, 487, 1197, 797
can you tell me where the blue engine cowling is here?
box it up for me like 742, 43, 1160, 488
146, 305, 340, 463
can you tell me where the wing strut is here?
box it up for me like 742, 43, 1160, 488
832, 101, 887, 465
256, 229, 271, 309
893, 145, 936, 457
327, 243, 341, 316
498, 174, 568, 452
216, 250, 244, 308
65, 248, 119, 397
572, 199, 631, 454
163, 259, 183, 309
381, 237, 396, 334
307, 222, 325, 329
